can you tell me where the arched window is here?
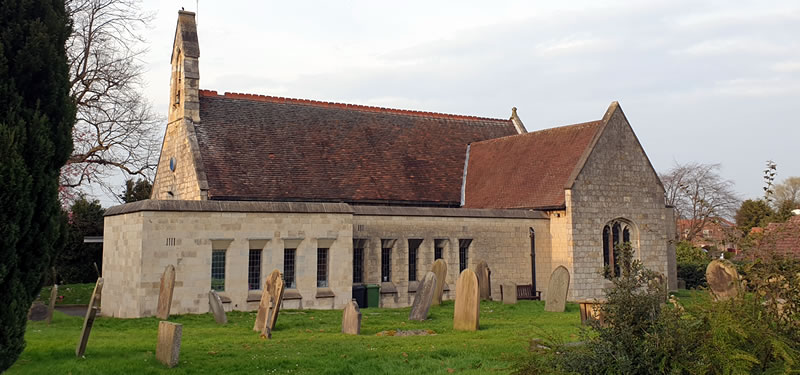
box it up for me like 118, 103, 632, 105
602, 219, 634, 278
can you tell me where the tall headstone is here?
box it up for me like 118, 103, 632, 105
502, 283, 517, 305
267, 278, 285, 330
341, 299, 362, 335
76, 277, 103, 357
156, 321, 182, 368
409, 272, 437, 321
156, 265, 176, 320
208, 290, 227, 324
544, 266, 570, 312
254, 269, 282, 332
474, 260, 491, 301
431, 259, 447, 305
453, 269, 479, 331
706, 259, 740, 301
46, 284, 58, 324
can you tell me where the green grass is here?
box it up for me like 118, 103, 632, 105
9, 300, 582, 374
35, 283, 96, 305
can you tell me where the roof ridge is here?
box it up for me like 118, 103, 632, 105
470, 118, 603, 146
198, 89, 511, 123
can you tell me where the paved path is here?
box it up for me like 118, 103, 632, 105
55, 305, 88, 317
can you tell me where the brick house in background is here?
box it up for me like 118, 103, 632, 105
100, 11, 677, 318
677, 218, 741, 253
745, 215, 800, 261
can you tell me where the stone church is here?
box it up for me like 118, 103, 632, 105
101, 11, 676, 318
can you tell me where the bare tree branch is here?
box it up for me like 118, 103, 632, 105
60, 0, 161, 204
660, 162, 741, 241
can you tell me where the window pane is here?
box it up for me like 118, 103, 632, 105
317, 248, 329, 288
458, 239, 472, 272
434, 239, 444, 260
408, 239, 422, 282
284, 248, 296, 288
353, 239, 365, 283
211, 249, 226, 291
248, 249, 261, 290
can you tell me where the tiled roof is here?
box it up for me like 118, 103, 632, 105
753, 216, 800, 259
463, 120, 604, 209
195, 90, 517, 205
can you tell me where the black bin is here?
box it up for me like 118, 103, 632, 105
351, 284, 367, 308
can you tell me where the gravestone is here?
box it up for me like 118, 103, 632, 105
706, 259, 740, 301
208, 290, 227, 324
341, 299, 362, 335
266, 278, 285, 331
453, 269, 479, 331
474, 261, 491, 301
156, 321, 182, 368
254, 269, 282, 332
502, 283, 517, 305
28, 302, 48, 321
76, 277, 103, 357
409, 272, 437, 321
431, 259, 447, 305
156, 265, 176, 320
46, 284, 58, 324
544, 266, 570, 312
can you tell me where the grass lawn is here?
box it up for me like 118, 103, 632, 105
35, 283, 96, 305
9, 299, 583, 374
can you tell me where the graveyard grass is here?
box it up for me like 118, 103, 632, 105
36, 283, 96, 305
10, 299, 581, 374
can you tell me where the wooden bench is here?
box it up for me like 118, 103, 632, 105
516, 284, 541, 300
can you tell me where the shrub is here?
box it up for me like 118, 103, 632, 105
677, 261, 708, 289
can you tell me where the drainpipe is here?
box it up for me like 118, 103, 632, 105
529, 227, 537, 291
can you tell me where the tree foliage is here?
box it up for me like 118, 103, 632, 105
60, 0, 159, 201
53, 197, 105, 283
661, 162, 740, 241
118, 177, 151, 203
0, 0, 75, 370
773, 176, 800, 210
735, 199, 774, 234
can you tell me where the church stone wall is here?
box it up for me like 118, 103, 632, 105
352, 214, 550, 308
102, 206, 352, 318
568, 107, 671, 300
151, 118, 205, 201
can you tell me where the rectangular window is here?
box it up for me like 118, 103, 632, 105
284, 248, 296, 288
353, 239, 365, 283
211, 249, 226, 291
317, 248, 329, 288
458, 239, 472, 272
434, 239, 445, 260
408, 239, 422, 282
248, 249, 262, 290
381, 239, 394, 282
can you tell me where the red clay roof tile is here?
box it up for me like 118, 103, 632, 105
195, 90, 517, 205
463, 120, 604, 209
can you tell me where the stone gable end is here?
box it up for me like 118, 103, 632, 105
567, 106, 674, 299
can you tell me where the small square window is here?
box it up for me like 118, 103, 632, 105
317, 248, 329, 288
284, 248, 296, 288
458, 239, 472, 272
211, 249, 226, 291
248, 249, 262, 290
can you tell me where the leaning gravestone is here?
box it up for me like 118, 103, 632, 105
474, 261, 491, 301
502, 283, 517, 305
544, 266, 570, 312
706, 259, 740, 301
453, 269, 480, 331
409, 272, 437, 321
156, 321, 182, 368
431, 259, 447, 305
254, 269, 282, 332
46, 284, 58, 324
261, 277, 286, 339
341, 299, 362, 335
28, 302, 48, 321
156, 265, 176, 320
208, 290, 227, 324
76, 277, 103, 357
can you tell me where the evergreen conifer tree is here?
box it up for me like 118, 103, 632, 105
0, 0, 74, 369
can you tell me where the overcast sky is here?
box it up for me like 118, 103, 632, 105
106, 0, 799, 206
